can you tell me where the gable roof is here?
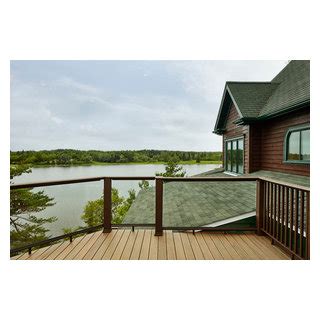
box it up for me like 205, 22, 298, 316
214, 60, 310, 134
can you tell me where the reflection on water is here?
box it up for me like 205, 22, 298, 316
11, 164, 220, 236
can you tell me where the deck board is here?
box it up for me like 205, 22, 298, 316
201, 233, 224, 259
166, 231, 177, 260
111, 229, 131, 260
120, 230, 138, 259
73, 231, 103, 260
158, 232, 167, 260
92, 230, 117, 260
187, 233, 204, 260
194, 233, 214, 260
172, 232, 186, 260
130, 229, 145, 260
45, 240, 74, 260
148, 231, 158, 260
180, 232, 195, 260
11, 229, 290, 260
139, 230, 152, 260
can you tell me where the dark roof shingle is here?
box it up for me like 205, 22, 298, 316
227, 82, 279, 118
214, 60, 310, 132
260, 60, 310, 117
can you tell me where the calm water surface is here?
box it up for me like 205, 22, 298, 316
12, 164, 220, 236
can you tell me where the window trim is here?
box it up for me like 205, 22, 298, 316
283, 123, 310, 164
225, 135, 244, 174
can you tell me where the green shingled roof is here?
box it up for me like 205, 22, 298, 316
214, 60, 310, 132
260, 60, 310, 117
123, 170, 309, 227
123, 179, 256, 227
227, 82, 279, 118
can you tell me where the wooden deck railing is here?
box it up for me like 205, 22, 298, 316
10, 175, 310, 259
256, 178, 310, 260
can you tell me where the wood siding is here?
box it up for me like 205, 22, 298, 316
222, 105, 310, 176
253, 107, 310, 176
222, 103, 249, 173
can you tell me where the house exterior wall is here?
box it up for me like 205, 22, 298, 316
252, 107, 310, 176
222, 103, 249, 173
222, 104, 310, 176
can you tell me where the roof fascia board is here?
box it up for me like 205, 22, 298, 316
213, 84, 229, 132
203, 211, 256, 228
235, 100, 310, 125
258, 100, 310, 120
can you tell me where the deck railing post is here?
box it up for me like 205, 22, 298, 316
256, 179, 265, 236
155, 177, 163, 236
103, 177, 112, 233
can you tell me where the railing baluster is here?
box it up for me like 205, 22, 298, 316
299, 190, 305, 258
256, 179, 264, 235
284, 186, 289, 247
289, 188, 294, 252
276, 184, 280, 240
269, 183, 272, 234
306, 191, 310, 259
103, 177, 112, 233
280, 185, 284, 244
264, 181, 268, 231
272, 183, 276, 238
294, 189, 299, 254
155, 177, 163, 236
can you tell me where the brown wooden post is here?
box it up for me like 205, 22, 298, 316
256, 179, 264, 236
155, 177, 163, 236
103, 178, 112, 233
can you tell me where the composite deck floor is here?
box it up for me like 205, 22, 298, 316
11, 229, 290, 260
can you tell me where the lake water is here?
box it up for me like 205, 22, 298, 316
12, 164, 220, 237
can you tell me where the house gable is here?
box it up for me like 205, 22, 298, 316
214, 61, 310, 133
214, 60, 310, 176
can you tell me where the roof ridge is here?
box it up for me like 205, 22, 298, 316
271, 61, 292, 82
257, 83, 282, 116
226, 81, 273, 84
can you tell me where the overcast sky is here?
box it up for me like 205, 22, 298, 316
10, 60, 287, 152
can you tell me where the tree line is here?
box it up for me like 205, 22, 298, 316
10, 149, 222, 166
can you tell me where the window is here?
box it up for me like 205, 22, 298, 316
225, 137, 244, 174
285, 125, 310, 163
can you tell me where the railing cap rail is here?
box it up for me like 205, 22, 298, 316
10, 175, 310, 192
10, 176, 156, 189
257, 176, 310, 192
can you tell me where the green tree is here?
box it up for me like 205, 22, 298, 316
81, 188, 136, 227
156, 157, 186, 177
10, 165, 57, 248
138, 180, 150, 190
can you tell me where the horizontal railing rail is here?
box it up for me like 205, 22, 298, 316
10, 176, 156, 189
10, 224, 103, 257
10, 175, 310, 259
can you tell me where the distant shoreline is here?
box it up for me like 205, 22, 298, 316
15, 160, 222, 168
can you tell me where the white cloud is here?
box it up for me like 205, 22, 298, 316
10, 61, 288, 151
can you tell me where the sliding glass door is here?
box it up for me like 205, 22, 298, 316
225, 137, 244, 174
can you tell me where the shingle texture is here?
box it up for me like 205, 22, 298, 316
227, 82, 279, 118
260, 60, 310, 117
216, 61, 310, 129
123, 170, 309, 227
123, 179, 256, 227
